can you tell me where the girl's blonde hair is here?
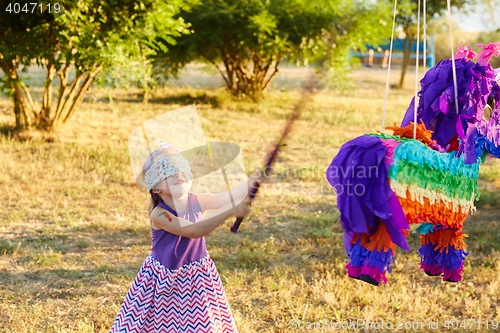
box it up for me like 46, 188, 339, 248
148, 191, 162, 215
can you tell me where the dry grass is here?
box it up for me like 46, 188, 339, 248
0, 67, 499, 332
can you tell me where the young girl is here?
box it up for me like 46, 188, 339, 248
110, 143, 262, 333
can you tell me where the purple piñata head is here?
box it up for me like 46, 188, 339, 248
401, 42, 500, 164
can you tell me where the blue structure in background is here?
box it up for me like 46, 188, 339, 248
351, 35, 436, 69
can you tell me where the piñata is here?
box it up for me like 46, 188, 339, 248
326, 43, 500, 285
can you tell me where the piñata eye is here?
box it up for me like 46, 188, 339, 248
483, 95, 495, 121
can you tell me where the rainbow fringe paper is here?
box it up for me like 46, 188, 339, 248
367, 125, 478, 282
330, 47, 500, 285
344, 123, 479, 283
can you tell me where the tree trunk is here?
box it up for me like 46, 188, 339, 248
13, 80, 29, 129
61, 64, 103, 123
54, 72, 85, 126
0, 56, 104, 131
216, 53, 281, 101
0, 59, 31, 129
398, 33, 413, 89
262, 54, 282, 91
20, 81, 36, 117
40, 62, 57, 128
53, 62, 72, 123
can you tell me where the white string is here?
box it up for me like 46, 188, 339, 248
423, 0, 427, 75
447, 0, 460, 116
382, 0, 398, 133
413, 0, 421, 139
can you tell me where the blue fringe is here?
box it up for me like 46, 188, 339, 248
418, 242, 441, 266
347, 237, 395, 273
475, 135, 500, 160
348, 238, 369, 267
364, 248, 395, 273
418, 242, 468, 270
435, 246, 469, 271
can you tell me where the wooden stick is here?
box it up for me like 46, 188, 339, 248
230, 75, 317, 233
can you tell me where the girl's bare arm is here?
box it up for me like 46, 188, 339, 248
197, 171, 264, 211
151, 200, 251, 238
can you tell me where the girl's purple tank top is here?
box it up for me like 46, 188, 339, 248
151, 192, 207, 270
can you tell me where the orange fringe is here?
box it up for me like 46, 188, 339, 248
420, 228, 468, 253
364, 223, 398, 254
351, 232, 371, 247
396, 196, 470, 229
386, 121, 439, 148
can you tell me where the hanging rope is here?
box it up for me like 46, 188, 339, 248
447, 0, 460, 117
382, 0, 398, 133
413, 0, 421, 139
423, 0, 427, 75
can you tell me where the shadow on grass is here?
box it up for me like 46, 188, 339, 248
0, 122, 61, 142
110, 92, 224, 108
0, 263, 140, 303
0, 122, 16, 138
150, 93, 222, 107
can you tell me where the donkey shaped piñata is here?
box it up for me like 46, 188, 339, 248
326, 43, 500, 285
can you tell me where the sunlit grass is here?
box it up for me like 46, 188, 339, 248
1, 68, 499, 332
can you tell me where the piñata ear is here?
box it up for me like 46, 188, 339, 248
476, 42, 500, 66
454, 42, 478, 60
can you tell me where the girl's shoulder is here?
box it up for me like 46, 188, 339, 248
150, 205, 167, 218
150, 206, 170, 230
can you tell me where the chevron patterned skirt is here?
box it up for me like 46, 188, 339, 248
109, 253, 238, 333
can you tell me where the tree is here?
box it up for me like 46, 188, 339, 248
394, 0, 474, 89
0, 0, 196, 131
154, 0, 390, 100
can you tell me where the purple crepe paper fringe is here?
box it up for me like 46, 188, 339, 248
361, 265, 388, 284
347, 238, 369, 267
347, 237, 395, 273
443, 264, 465, 282
401, 57, 500, 164
419, 242, 468, 271
346, 237, 394, 284
365, 247, 395, 274
346, 263, 388, 284
418, 241, 441, 267
346, 262, 362, 277
419, 263, 464, 282
420, 263, 444, 275
435, 247, 469, 271
325, 135, 410, 252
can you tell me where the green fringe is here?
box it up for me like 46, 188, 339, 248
365, 133, 411, 143
389, 160, 480, 201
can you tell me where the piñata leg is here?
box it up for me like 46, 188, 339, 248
417, 223, 444, 277
346, 221, 397, 286
418, 224, 468, 282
